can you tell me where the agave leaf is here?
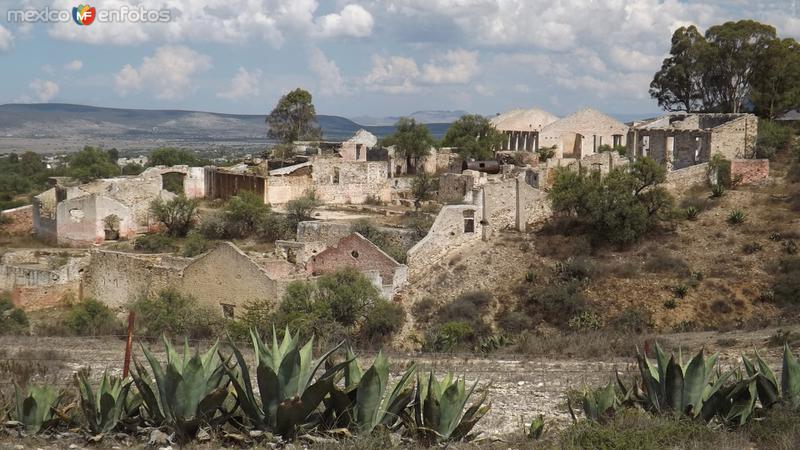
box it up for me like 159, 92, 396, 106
782, 344, 800, 409
664, 356, 685, 413
682, 349, 707, 417
354, 353, 386, 433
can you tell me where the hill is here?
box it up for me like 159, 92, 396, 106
0, 103, 451, 153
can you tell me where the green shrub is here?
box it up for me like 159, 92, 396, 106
64, 298, 122, 336
403, 212, 434, 240
708, 154, 732, 188
181, 233, 213, 257
774, 256, 800, 304
537, 145, 556, 162
351, 219, 407, 263
496, 309, 534, 334
710, 183, 726, 198
197, 211, 227, 239
672, 284, 689, 298
431, 321, 475, 352
568, 311, 603, 331
133, 234, 177, 253
0, 293, 29, 335
362, 301, 406, 342
222, 191, 271, 238
756, 120, 792, 159
286, 193, 319, 229
785, 240, 798, 255
556, 257, 594, 282
685, 206, 700, 220
727, 209, 746, 225
130, 289, 224, 339
149, 195, 197, 237
524, 281, 588, 326
663, 298, 677, 309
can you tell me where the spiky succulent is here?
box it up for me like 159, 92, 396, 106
13, 383, 64, 434
75, 369, 132, 434
412, 371, 490, 444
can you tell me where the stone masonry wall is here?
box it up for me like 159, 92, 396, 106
663, 163, 710, 193
407, 204, 482, 278
710, 115, 758, 160
1, 205, 33, 235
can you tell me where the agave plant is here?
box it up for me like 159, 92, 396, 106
130, 337, 230, 439
742, 345, 800, 410
12, 383, 64, 434
224, 327, 347, 437
412, 371, 490, 444
75, 369, 133, 434
636, 343, 731, 421
571, 381, 619, 423
325, 348, 416, 434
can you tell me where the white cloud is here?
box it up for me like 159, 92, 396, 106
28, 79, 60, 102
364, 55, 421, 94
0, 25, 13, 51
217, 67, 263, 100
64, 60, 83, 72
45, 0, 372, 46
308, 48, 348, 96
421, 49, 479, 84
114, 46, 212, 100
315, 4, 374, 38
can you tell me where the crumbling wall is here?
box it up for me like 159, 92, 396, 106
516, 178, 552, 231
32, 189, 58, 242
297, 220, 418, 250
179, 243, 279, 317
312, 159, 392, 204
266, 173, 312, 204
82, 250, 184, 309
482, 179, 517, 237
731, 159, 769, 185
55, 194, 135, 246
663, 163, 710, 193
710, 115, 758, 160
307, 233, 406, 292
406, 205, 482, 278
1, 250, 89, 311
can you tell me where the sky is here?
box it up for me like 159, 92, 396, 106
1, 0, 800, 119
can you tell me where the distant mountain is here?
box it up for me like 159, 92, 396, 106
352, 110, 469, 126
0, 104, 452, 151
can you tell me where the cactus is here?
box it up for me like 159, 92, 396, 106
636, 343, 731, 420
75, 369, 132, 434
575, 381, 619, 423
12, 383, 64, 434
130, 337, 230, 439
742, 345, 800, 410
412, 371, 490, 444
224, 327, 346, 437
325, 348, 416, 434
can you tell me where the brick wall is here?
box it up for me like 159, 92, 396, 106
307, 233, 403, 288
731, 159, 769, 185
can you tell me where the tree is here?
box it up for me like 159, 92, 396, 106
441, 114, 504, 159
266, 88, 321, 144
106, 148, 119, 163
381, 117, 435, 173
286, 193, 319, 229
704, 20, 776, 113
69, 146, 120, 182
223, 191, 271, 238
148, 147, 200, 167
19, 152, 44, 177
649, 25, 709, 113
751, 38, 800, 119
411, 171, 437, 209
149, 195, 198, 237
549, 157, 673, 247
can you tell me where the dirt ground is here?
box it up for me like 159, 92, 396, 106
1, 327, 795, 440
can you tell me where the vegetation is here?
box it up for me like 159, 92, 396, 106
410, 171, 437, 209
650, 20, 799, 118
0, 293, 29, 335
64, 298, 122, 336
11, 383, 64, 434
75, 369, 133, 434
351, 219, 407, 263
132, 233, 177, 253
441, 114, 504, 160
756, 120, 793, 159
129, 289, 224, 339
412, 372, 490, 444
285, 191, 320, 229
537, 145, 556, 162
147, 147, 204, 167
149, 195, 198, 237
381, 117, 435, 172
68, 146, 120, 182
266, 88, 322, 144
199, 191, 292, 242
549, 157, 673, 246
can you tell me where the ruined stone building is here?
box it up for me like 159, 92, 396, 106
627, 113, 758, 170
0, 249, 89, 310
32, 166, 205, 246
491, 108, 560, 151
538, 108, 628, 158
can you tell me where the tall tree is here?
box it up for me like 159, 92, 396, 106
68, 146, 120, 182
750, 38, 800, 119
441, 114, 504, 159
704, 20, 777, 113
266, 88, 322, 144
649, 25, 708, 113
381, 118, 435, 172
148, 147, 200, 167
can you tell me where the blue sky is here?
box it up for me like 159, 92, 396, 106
1, 0, 799, 119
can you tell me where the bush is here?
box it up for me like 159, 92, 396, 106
363, 301, 406, 342
536, 145, 556, 162
707, 154, 733, 188
496, 309, 534, 334
130, 289, 224, 339
524, 281, 588, 326
351, 219, 408, 263
774, 256, 800, 304
672, 284, 689, 298
223, 191, 271, 238
548, 157, 672, 247
133, 234, 177, 253
182, 233, 213, 257
609, 307, 652, 334
149, 195, 197, 237
286, 193, 319, 229
64, 298, 122, 336
556, 257, 594, 282
710, 183, 726, 198
403, 212, 434, 240
198, 211, 227, 239
568, 311, 602, 331
663, 298, 677, 309
430, 321, 475, 352
0, 293, 29, 335
685, 206, 700, 220
756, 120, 792, 159
643, 250, 690, 275
727, 209, 746, 225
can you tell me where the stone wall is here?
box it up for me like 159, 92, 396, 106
731, 159, 769, 185
539, 108, 628, 158
1, 249, 89, 311
407, 205, 482, 278
266, 173, 312, 204
663, 163, 710, 193
297, 220, 417, 251
55, 194, 136, 246
710, 115, 758, 160
179, 242, 281, 316
81, 250, 185, 309
312, 159, 392, 204
1, 205, 33, 235
516, 177, 552, 231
